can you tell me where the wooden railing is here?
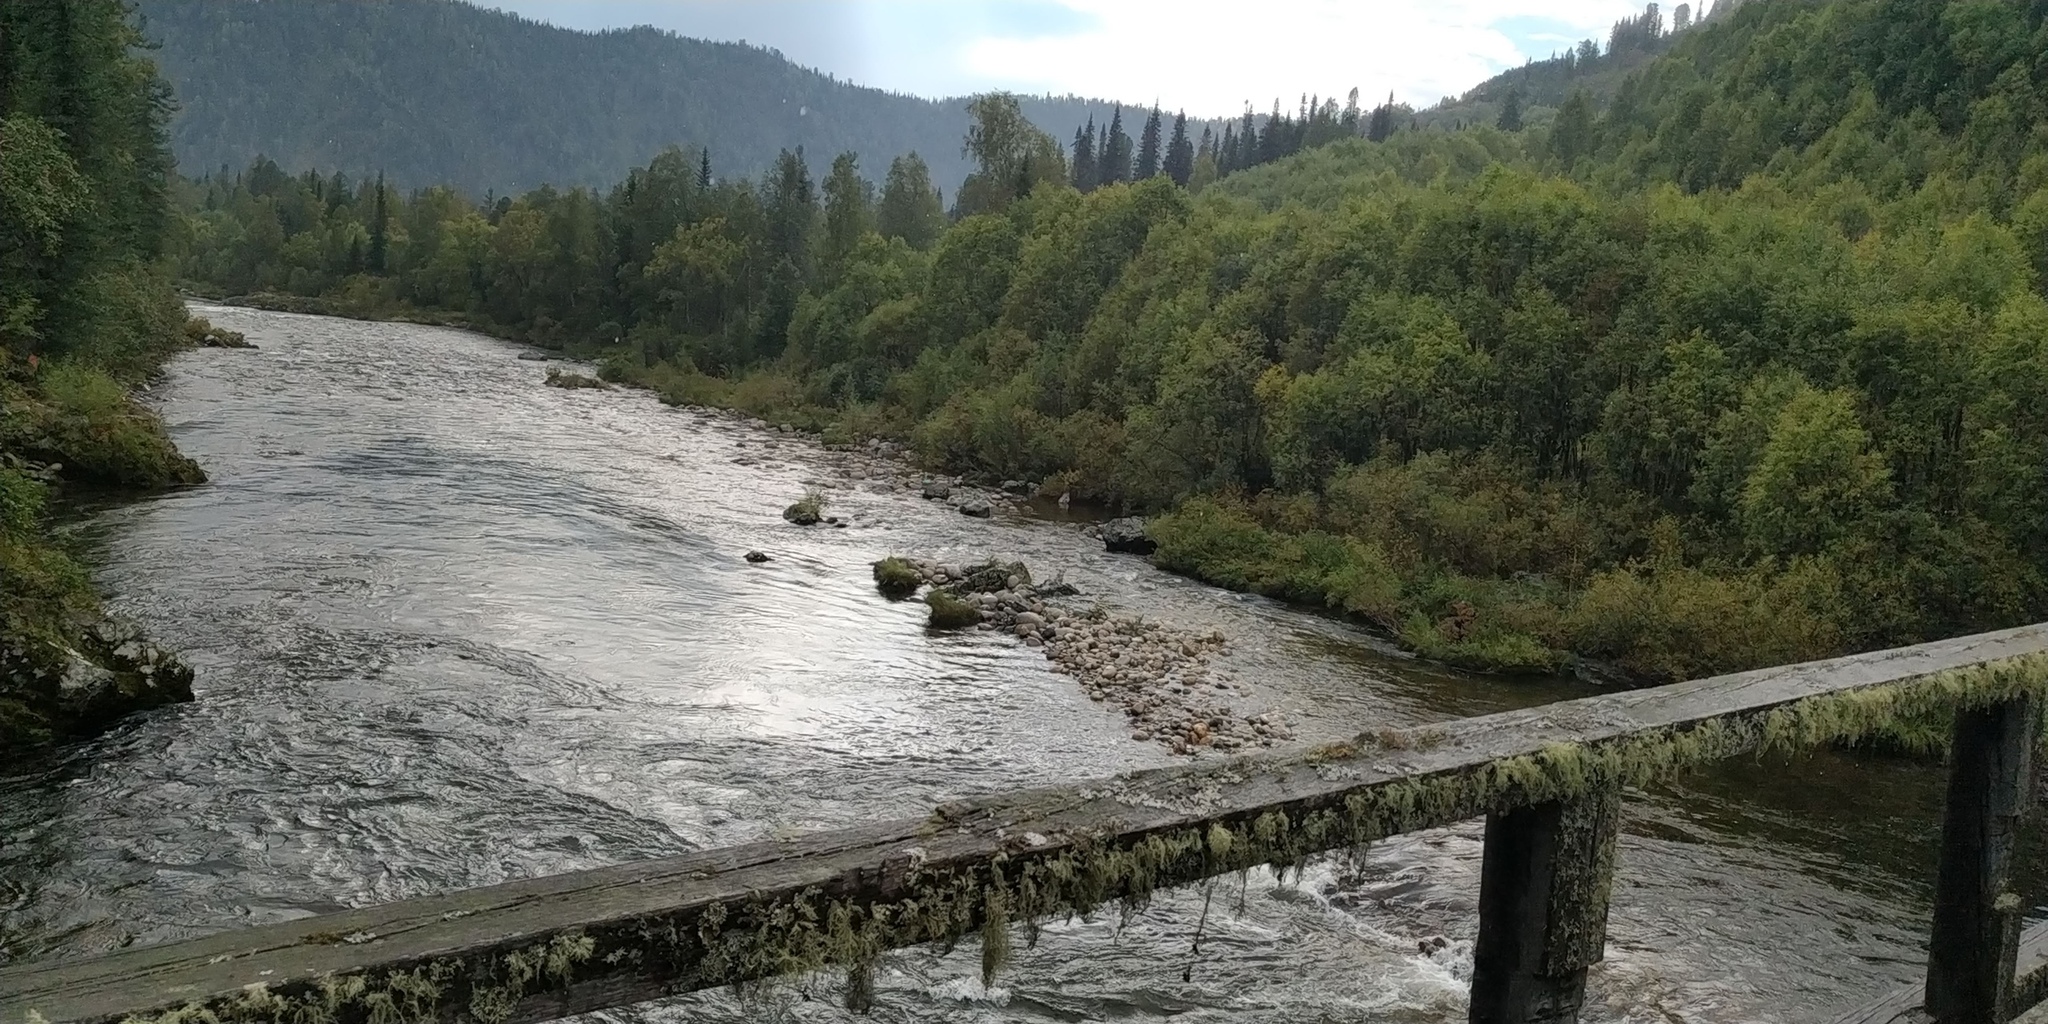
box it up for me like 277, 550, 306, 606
6, 624, 2048, 1024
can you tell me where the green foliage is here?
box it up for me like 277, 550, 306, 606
173, 0, 2048, 682
783, 487, 829, 526
872, 557, 922, 599
2, 0, 203, 747
924, 590, 981, 630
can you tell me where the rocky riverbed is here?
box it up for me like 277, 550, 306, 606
885, 557, 1293, 756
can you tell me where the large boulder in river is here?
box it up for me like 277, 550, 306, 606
922, 478, 953, 500
1101, 516, 1156, 555
958, 497, 993, 518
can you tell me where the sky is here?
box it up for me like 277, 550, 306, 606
489, 0, 1664, 117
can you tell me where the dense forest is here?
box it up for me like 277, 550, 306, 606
176, 0, 2048, 686
134, 0, 1125, 196
2, 0, 211, 746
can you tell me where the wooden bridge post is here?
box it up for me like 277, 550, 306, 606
1469, 785, 1621, 1024
1926, 696, 2040, 1024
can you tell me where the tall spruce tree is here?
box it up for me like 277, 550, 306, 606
698, 148, 712, 187
1071, 117, 1098, 192
876, 152, 945, 250
1163, 110, 1194, 186
1366, 92, 1396, 142
1135, 106, 1163, 179
1100, 106, 1132, 185
1496, 90, 1525, 132
760, 147, 815, 356
820, 151, 873, 278
368, 171, 389, 272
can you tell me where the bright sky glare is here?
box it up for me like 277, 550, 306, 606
490, 0, 1668, 117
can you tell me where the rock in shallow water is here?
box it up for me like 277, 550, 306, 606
1100, 516, 1156, 555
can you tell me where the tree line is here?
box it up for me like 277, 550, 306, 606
4, 0, 208, 747
173, 0, 2048, 684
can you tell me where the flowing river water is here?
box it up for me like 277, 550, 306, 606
0, 305, 2009, 1023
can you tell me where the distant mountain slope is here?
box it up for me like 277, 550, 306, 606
134, 0, 1108, 195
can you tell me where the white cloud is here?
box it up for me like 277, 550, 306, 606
956, 0, 1649, 117
493, 1, 1656, 115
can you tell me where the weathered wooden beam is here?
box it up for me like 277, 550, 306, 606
3, 623, 2046, 1024
1926, 697, 2040, 1023
1468, 785, 1620, 1024
1830, 922, 2048, 1024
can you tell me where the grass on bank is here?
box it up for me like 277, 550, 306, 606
1, 307, 211, 747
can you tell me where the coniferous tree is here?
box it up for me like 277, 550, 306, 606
1551, 89, 1595, 168
1238, 106, 1258, 168
820, 151, 873, 277
876, 152, 945, 249
1071, 117, 1098, 192
1218, 122, 1238, 174
1163, 110, 1194, 186
760, 147, 815, 356
698, 148, 712, 188
1259, 100, 1285, 164
1100, 106, 1132, 185
1135, 106, 1163, 179
1366, 92, 1396, 142
1496, 90, 1524, 132
368, 171, 390, 272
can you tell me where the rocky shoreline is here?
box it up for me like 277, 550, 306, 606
585, 381, 1287, 757
881, 557, 1293, 756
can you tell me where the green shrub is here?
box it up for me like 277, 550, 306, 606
873, 556, 922, 598
925, 590, 982, 629
1147, 497, 1274, 590
783, 487, 828, 525
1399, 612, 1569, 676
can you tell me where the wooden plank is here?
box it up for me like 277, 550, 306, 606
3, 623, 2045, 1024
1927, 697, 2040, 1023
1468, 786, 1620, 1024
1831, 922, 2048, 1024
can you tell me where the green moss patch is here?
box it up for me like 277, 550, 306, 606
925, 590, 981, 629
872, 557, 922, 599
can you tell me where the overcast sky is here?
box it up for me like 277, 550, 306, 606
489, 0, 1664, 117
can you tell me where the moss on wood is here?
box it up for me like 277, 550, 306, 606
75, 652, 2048, 1024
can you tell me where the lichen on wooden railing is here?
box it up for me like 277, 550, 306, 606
7, 625, 2047, 1024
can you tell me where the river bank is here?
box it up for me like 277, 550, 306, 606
1, 303, 1999, 1023
0, 317, 237, 749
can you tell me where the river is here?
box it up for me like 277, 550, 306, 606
0, 305, 1991, 1022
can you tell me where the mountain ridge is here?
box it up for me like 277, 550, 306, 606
136, 0, 1135, 196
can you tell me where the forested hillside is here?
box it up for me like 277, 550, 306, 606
135, 0, 1109, 196
175, 0, 2048, 687
3, 0, 209, 747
